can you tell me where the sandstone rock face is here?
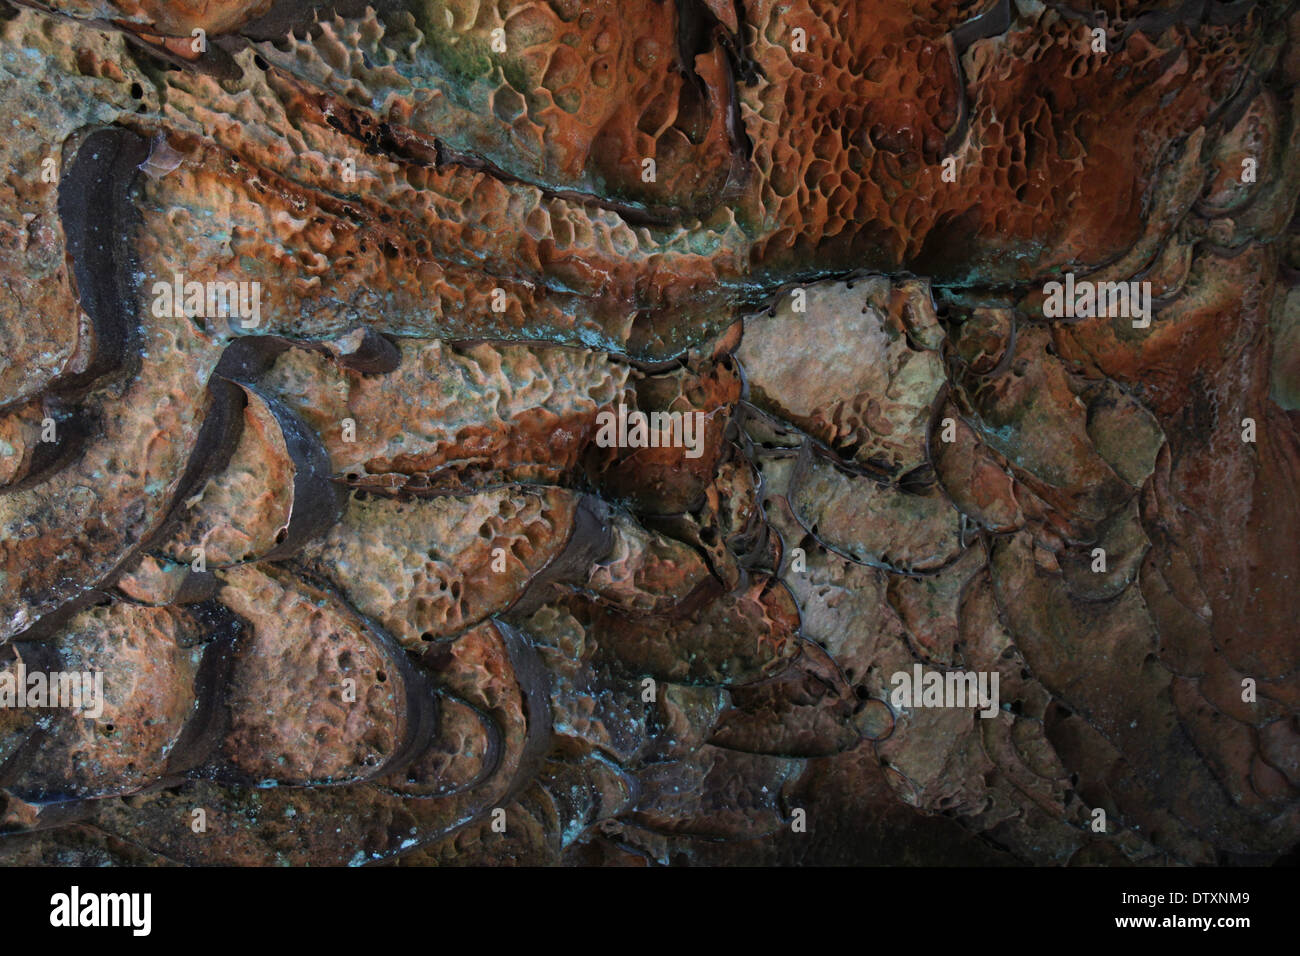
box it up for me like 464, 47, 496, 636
0, 0, 1297, 867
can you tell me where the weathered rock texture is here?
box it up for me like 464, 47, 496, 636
0, 0, 1297, 866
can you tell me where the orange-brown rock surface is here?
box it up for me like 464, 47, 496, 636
0, 0, 1297, 866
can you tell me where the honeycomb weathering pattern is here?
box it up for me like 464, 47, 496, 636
0, 0, 1296, 866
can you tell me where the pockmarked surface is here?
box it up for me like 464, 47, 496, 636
0, 0, 1297, 866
